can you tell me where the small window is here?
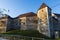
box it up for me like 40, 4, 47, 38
1, 21, 5, 23
42, 10, 43, 12
23, 23, 25, 24
21, 22, 25, 25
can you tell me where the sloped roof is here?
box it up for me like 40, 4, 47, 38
0, 14, 12, 19
38, 3, 51, 10
17, 12, 37, 18
54, 13, 60, 17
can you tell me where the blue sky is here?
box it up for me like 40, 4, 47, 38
0, 0, 60, 18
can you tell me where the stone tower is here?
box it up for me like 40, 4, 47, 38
37, 3, 52, 37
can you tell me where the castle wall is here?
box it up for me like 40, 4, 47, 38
19, 17, 27, 30
26, 16, 38, 30
37, 6, 53, 37
0, 17, 7, 33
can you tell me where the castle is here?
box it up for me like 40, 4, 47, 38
0, 3, 60, 38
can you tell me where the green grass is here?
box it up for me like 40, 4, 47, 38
2, 30, 49, 39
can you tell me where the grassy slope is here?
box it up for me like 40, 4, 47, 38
2, 30, 49, 38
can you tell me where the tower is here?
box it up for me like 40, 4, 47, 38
37, 3, 52, 37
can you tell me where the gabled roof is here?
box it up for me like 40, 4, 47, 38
17, 12, 37, 18
38, 3, 51, 10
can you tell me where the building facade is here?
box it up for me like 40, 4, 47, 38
0, 14, 13, 32
37, 3, 52, 37
18, 12, 38, 30
37, 3, 60, 38
0, 14, 20, 33
0, 3, 60, 38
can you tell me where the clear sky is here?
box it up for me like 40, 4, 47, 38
0, 0, 60, 18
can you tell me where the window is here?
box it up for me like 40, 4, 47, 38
42, 10, 43, 12
21, 22, 25, 25
0, 21, 6, 26
1, 21, 5, 24
55, 31, 59, 38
